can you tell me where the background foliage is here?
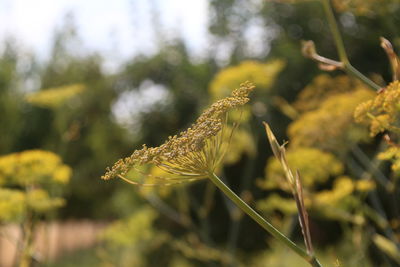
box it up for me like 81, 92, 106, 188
1, 0, 400, 266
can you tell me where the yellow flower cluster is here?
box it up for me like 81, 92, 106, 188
25, 83, 85, 109
289, 88, 374, 151
256, 193, 298, 215
102, 82, 255, 184
0, 150, 70, 222
257, 175, 375, 217
0, 188, 65, 222
0, 188, 25, 222
377, 146, 400, 173
262, 147, 343, 191
209, 60, 284, 100
26, 188, 65, 213
314, 176, 375, 205
293, 74, 367, 113
315, 176, 355, 204
354, 81, 400, 136
0, 150, 72, 186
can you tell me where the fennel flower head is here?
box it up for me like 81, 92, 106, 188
102, 81, 255, 185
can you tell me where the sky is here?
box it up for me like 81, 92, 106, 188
0, 0, 209, 67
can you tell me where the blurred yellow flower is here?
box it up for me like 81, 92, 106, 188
0, 188, 25, 222
314, 177, 375, 205
373, 234, 400, 264
0, 187, 66, 222
256, 193, 298, 214
0, 149, 72, 186
314, 176, 354, 205
355, 179, 376, 192
294, 74, 368, 113
26, 189, 65, 213
289, 88, 374, 151
25, 83, 85, 109
378, 146, 400, 173
262, 147, 343, 191
209, 60, 284, 100
53, 165, 73, 184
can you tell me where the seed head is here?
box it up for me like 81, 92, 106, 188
102, 81, 255, 185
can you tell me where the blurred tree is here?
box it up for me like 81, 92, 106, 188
0, 42, 27, 153
11, 18, 130, 218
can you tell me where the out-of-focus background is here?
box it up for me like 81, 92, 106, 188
1, 0, 400, 266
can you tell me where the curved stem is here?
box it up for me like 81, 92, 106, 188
208, 172, 323, 267
321, 0, 381, 91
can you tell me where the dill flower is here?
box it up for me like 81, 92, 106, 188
25, 83, 85, 109
377, 146, 400, 174
293, 74, 368, 113
313, 176, 374, 206
314, 176, 354, 205
0, 150, 72, 186
289, 88, 374, 151
26, 188, 66, 213
261, 147, 343, 192
102, 82, 255, 185
0, 150, 70, 222
0, 187, 66, 223
209, 60, 284, 101
0, 188, 25, 222
354, 81, 400, 136
256, 193, 298, 215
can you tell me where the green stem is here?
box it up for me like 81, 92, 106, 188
321, 0, 348, 64
208, 172, 323, 267
19, 212, 34, 267
345, 64, 382, 91
321, 0, 381, 91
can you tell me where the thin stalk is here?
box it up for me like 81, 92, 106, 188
345, 156, 398, 245
321, 0, 348, 64
226, 157, 254, 265
208, 172, 323, 267
19, 213, 34, 267
346, 64, 382, 91
350, 145, 390, 189
321, 0, 381, 91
